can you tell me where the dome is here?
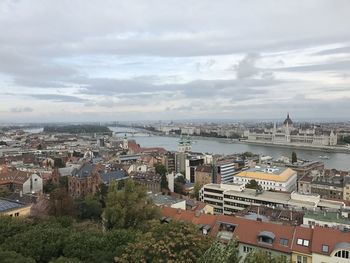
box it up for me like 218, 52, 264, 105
283, 113, 293, 126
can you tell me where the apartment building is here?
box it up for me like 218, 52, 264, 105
200, 183, 346, 215
161, 206, 350, 263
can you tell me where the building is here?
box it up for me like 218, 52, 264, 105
161, 206, 350, 263
310, 175, 344, 200
343, 177, 350, 201
0, 168, 43, 194
151, 193, 186, 210
67, 163, 102, 198
303, 210, 350, 230
200, 183, 346, 215
185, 155, 204, 183
131, 172, 161, 193
234, 166, 297, 192
286, 161, 324, 179
216, 159, 236, 183
247, 113, 337, 146
195, 165, 213, 187
0, 198, 31, 217
177, 135, 192, 153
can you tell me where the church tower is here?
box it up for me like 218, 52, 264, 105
123, 134, 129, 150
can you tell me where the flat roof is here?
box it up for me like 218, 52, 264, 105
237, 167, 296, 182
304, 211, 350, 225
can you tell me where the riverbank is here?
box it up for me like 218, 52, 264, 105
238, 140, 350, 154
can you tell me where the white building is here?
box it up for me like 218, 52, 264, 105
23, 173, 43, 194
247, 113, 337, 146
200, 183, 346, 215
233, 166, 297, 192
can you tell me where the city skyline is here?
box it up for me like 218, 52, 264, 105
0, 0, 350, 122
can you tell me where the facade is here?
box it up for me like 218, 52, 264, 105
247, 113, 337, 146
161, 207, 350, 263
343, 177, 350, 201
194, 165, 213, 187
286, 161, 324, 179
0, 169, 43, 194
67, 163, 102, 198
234, 166, 297, 192
310, 176, 344, 200
131, 172, 161, 193
216, 159, 235, 183
200, 183, 346, 215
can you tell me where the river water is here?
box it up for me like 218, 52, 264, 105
109, 127, 350, 170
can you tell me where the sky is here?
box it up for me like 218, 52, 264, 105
0, 0, 350, 123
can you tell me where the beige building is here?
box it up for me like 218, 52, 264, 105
195, 165, 213, 187
234, 166, 297, 192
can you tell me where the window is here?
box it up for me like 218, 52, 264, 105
15, 212, 19, 217
335, 250, 350, 259
280, 238, 288, 246
296, 238, 309, 247
243, 246, 253, 253
297, 255, 307, 263
303, 240, 309, 247
322, 244, 329, 253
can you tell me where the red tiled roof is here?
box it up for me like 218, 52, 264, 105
311, 226, 350, 255
291, 226, 313, 255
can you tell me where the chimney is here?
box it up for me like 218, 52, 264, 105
257, 217, 262, 222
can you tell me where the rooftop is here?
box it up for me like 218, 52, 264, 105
237, 167, 296, 182
304, 211, 350, 225
0, 198, 26, 212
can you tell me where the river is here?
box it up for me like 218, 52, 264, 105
109, 127, 350, 170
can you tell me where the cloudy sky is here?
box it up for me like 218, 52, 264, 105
0, 0, 350, 122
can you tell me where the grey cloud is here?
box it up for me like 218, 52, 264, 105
29, 94, 86, 103
10, 107, 33, 113
275, 60, 350, 72
316, 45, 350, 55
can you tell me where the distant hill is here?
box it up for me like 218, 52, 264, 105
43, 125, 111, 134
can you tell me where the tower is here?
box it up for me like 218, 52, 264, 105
123, 134, 128, 150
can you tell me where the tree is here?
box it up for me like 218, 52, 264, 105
291, 151, 297, 164
75, 195, 103, 221
198, 240, 241, 263
0, 249, 36, 263
191, 182, 201, 200
49, 188, 75, 217
155, 163, 167, 176
49, 257, 82, 263
245, 179, 262, 191
116, 221, 212, 263
2, 223, 70, 263
244, 249, 289, 263
54, 157, 66, 168
103, 180, 160, 229
0, 216, 30, 244
242, 152, 254, 158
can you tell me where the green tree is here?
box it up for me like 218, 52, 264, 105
244, 249, 289, 263
75, 195, 103, 221
0, 249, 36, 263
2, 223, 70, 263
198, 240, 241, 263
62, 230, 113, 263
49, 257, 82, 263
54, 158, 66, 168
0, 216, 29, 244
291, 151, 297, 164
103, 180, 160, 229
191, 182, 201, 200
245, 179, 262, 191
116, 221, 212, 263
155, 163, 167, 176
49, 188, 75, 217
